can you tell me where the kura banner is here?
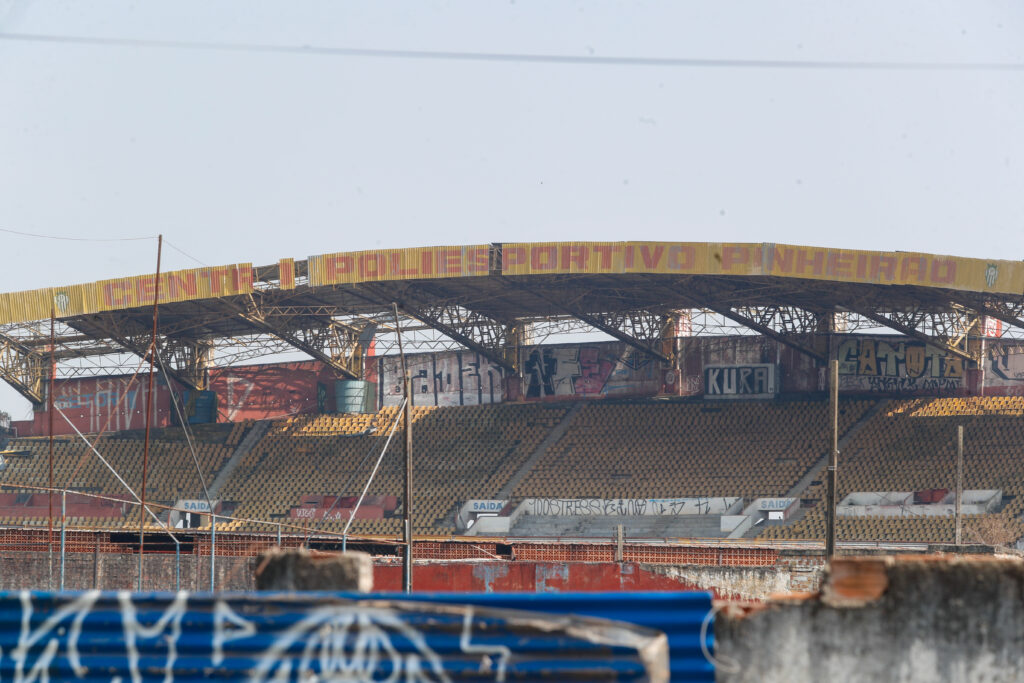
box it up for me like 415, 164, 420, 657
704, 364, 778, 399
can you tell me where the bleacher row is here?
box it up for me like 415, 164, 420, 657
1, 396, 1023, 545
758, 397, 1024, 544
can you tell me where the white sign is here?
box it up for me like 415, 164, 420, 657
175, 499, 218, 513
520, 497, 741, 517
757, 498, 796, 511
704, 364, 778, 399
467, 500, 506, 513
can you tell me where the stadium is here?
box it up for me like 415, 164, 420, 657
0, 239, 1021, 599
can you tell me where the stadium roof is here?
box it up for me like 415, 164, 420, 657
2, 241, 1022, 404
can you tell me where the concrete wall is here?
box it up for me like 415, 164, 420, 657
0, 550, 817, 599
716, 555, 1024, 683
0, 552, 257, 592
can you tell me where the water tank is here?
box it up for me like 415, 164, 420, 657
179, 390, 217, 424
335, 380, 377, 414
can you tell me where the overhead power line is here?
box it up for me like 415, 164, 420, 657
0, 226, 155, 242
2, 31, 1024, 71
0, 227, 212, 268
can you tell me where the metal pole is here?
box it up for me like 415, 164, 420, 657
59, 490, 66, 591
393, 303, 413, 594
825, 358, 839, 559
48, 306, 55, 591
175, 539, 180, 592
956, 425, 964, 545
210, 513, 216, 592
139, 234, 163, 591
277, 522, 282, 547
403, 376, 413, 594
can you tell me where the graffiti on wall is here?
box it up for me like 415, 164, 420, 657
1, 590, 667, 682
522, 343, 664, 400
209, 361, 333, 421
379, 351, 505, 407
981, 345, 1024, 396
834, 337, 965, 393
521, 497, 741, 516
23, 375, 172, 436
704, 364, 778, 399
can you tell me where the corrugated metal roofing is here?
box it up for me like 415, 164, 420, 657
391, 591, 715, 682
0, 590, 711, 681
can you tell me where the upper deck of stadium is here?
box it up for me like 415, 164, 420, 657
1, 241, 1021, 329
1, 241, 1022, 405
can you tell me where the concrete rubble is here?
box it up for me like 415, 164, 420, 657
715, 554, 1024, 683
254, 548, 373, 592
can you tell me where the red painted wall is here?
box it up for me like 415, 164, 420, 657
208, 360, 334, 421
19, 374, 172, 436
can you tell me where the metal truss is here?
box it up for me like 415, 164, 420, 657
0, 330, 46, 404
683, 310, 859, 336
515, 283, 671, 363
66, 314, 207, 392
10, 273, 1024, 406
668, 280, 829, 363
945, 295, 1024, 339
397, 301, 518, 372
357, 284, 519, 373
702, 305, 826, 363
837, 303, 976, 363
233, 297, 376, 380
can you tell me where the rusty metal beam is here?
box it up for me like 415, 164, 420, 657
235, 309, 360, 380
840, 306, 975, 363
352, 284, 518, 373
0, 331, 45, 404
663, 285, 827, 363
948, 295, 1024, 333
702, 304, 825, 364
65, 317, 204, 392
516, 283, 670, 363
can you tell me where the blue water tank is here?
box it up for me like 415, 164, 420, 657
179, 390, 217, 424
335, 380, 377, 414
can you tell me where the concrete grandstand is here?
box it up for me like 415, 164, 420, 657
1, 240, 1024, 559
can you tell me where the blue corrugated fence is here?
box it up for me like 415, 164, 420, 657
0, 590, 712, 681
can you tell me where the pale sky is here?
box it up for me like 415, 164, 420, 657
1, 0, 1023, 417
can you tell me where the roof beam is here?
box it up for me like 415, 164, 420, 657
663, 285, 827, 364
700, 304, 826, 364
947, 295, 1024, 332
234, 307, 361, 380
515, 283, 670, 363
839, 306, 975, 363
0, 331, 45, 405
65, 317, 205, 391
353, 284, 517, 373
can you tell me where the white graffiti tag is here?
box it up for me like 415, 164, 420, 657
247, 606, 451, 683
0, 593, 519, 683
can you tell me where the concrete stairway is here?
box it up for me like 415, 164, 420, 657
496, 402, 584, 500
784, 399, 890, 501
207, 421, 270, 500
742, 399, 889, 538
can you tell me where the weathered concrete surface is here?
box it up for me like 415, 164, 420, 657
716, 555, 1024, 683
254, 548, 373, 592
645, 563, 804, 601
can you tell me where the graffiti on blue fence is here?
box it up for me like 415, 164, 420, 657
0, 590, 669, 682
